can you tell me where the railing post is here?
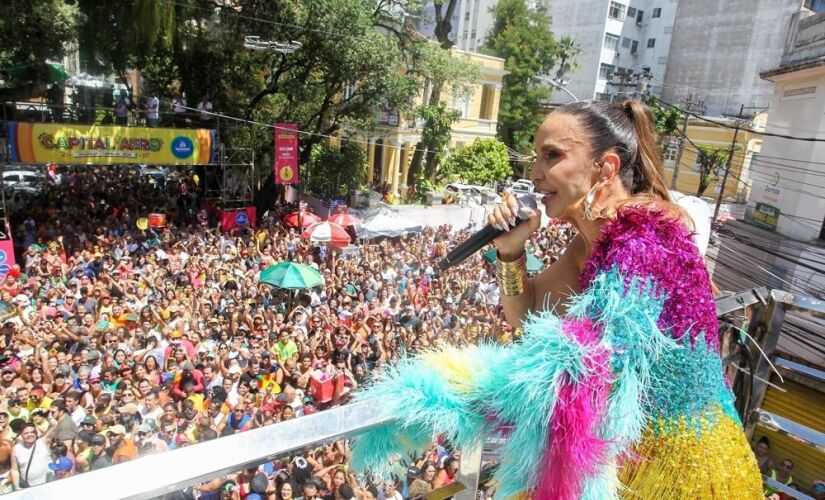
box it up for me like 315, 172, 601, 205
744, 290, 791, 438
456, 441, 483, 500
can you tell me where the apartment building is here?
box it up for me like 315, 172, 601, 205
547, 0, 677, 101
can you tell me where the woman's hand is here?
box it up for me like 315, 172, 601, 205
487, 193, 540, 260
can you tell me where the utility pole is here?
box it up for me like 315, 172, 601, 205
714, 104, 744, 221
670, 94, 703, 190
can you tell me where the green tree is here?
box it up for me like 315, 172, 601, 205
695, 146, 729, 198
77, 0, 178, 90
438, 138, 512, 184
0, 0, 78, 68
647, 96, 682, 149
484, 0, 580, 154
404, 1, 481, 185
417, 103, 461, 181
305, 141, 368, 200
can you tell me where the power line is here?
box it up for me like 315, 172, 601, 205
659, 99, 825, 143
157, 98, 535, 164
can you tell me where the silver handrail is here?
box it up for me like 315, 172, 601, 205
6, 401, 392, 500
763, 476, 816, 500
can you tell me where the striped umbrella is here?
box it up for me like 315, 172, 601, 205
301, 221, 351, 247
328, 211, 362, 226
283, 210, 321, 228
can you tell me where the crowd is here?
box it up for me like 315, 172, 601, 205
0, 165, 576, 498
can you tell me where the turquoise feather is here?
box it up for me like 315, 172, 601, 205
350, 266, 677, 498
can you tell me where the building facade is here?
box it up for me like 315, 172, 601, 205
416, 0, 498, 53
749, 9, 825, 242
360, 49, 507, 199
662, 0, 805, 117
546, 0, 677, 101
661, 115, 764, 202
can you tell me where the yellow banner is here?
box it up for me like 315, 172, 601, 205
8, 122, 217, 165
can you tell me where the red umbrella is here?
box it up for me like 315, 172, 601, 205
283, 210, 321, 228
301, 221, 351, 247
328, 211, 362, 226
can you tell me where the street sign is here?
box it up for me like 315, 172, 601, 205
752, 202, 780, 231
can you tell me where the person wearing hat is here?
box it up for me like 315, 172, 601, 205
172, 361, 204, 400
26, 387, 53, 414
107, 424, 137, 464
47, 451, 74, 480
88, 434, 112, 471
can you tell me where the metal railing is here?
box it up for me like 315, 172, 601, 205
5, 401, 480, 500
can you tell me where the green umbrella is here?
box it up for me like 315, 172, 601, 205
259, 262, 323, 290
5, 62, 69, 83
483, 249, 546, 273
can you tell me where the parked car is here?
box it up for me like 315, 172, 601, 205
443, 183, 502, 205
511, 179, 535, 194
2, 169, 44, 188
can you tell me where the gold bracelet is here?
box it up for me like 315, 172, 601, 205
496, 251, 528, 296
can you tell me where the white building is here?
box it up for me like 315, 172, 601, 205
661, 0, 806, 117
749, 9, 825, 241
416, 0, 499, 53
547, 0, 677, 101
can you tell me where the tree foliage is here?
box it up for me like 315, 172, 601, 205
417, 104, 462, 181
438, 138, 511, 184
0, 0, 78, 67
647, 96, 682, 148
306, 141, 368, 200
77, 0, 178, 88
484, 0, 580, 154
695, 146, 729, 198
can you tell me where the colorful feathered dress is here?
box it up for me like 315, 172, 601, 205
351, 206, 763, 499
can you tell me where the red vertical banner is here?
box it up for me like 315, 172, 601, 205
274, 123, 299, 185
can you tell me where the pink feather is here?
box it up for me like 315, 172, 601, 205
535, 320, 611, 500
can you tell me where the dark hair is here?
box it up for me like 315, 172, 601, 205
51, 399, 67, 413
51, 441, 68, 457
338, 484, 355, 499
557, 100, 669, 201
757, 436, 770, 447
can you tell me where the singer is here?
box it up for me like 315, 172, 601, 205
351, 100, 762, 499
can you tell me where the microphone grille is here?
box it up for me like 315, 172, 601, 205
516, 194, 538, 218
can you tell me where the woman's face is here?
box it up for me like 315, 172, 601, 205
531, 112, 597, 221
280, 482, 293, 499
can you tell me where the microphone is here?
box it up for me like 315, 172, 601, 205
437, 194, 538, 271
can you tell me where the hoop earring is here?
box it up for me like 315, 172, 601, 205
583, 184, 599, 222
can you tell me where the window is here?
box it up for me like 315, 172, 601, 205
627, 6, 637, 17
630, 40, 639, 54
479, 84, 495, 120
622, 37, 632, 48
462, 31, 468, 40
652, 7, 662, 17
608, 1, 626, 20
662, 138, 678, 166
604, 33, 620, 51
636, 9, 644, 23
343, 81, 356, 100
471, 30, 476, 39
599, 63, 615, 80
647, 38, 656, 48
465, 11, 471, 21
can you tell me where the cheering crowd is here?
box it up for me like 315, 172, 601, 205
0, 166, 575, 498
